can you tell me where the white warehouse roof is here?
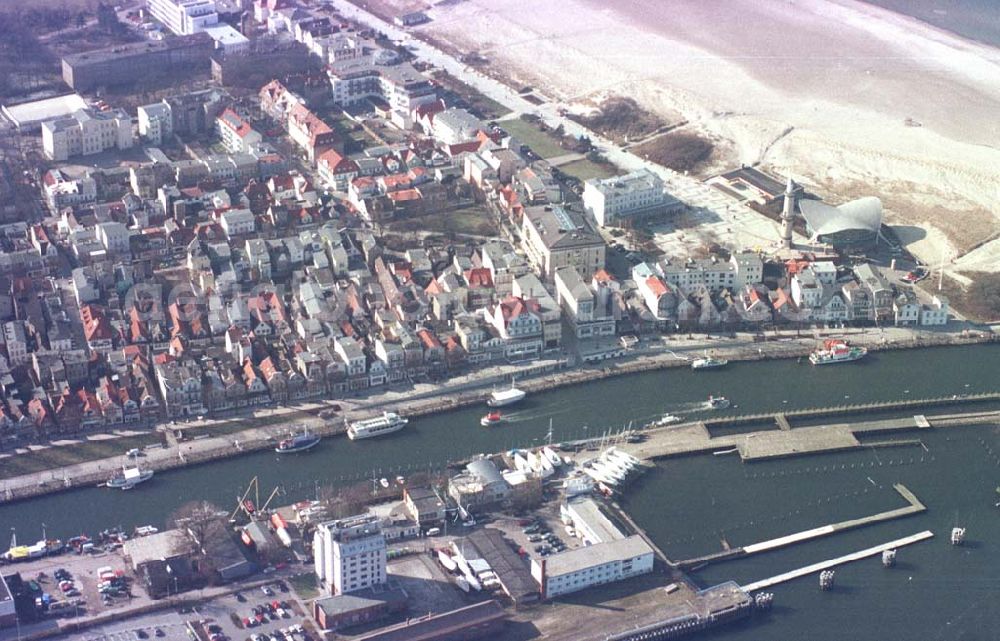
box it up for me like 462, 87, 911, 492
2, 94, 88, 130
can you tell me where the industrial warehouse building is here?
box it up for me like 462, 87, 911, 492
532, 535, 654, 599
62, 33, 213, 92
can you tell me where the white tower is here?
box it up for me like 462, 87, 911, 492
780, 176, 796, 249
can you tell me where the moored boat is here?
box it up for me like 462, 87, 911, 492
691, 354, 728, 370
480, 410, 504, 427
106, 465, 153, 490
809, 340, 867, 365
275, 429, 321, 453
348, 412, 408, 440
487, 380, 526, 407
649, 413, 681, 427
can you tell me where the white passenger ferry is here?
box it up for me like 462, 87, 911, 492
347, 412, 408, 440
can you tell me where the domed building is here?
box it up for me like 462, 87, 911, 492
799, 197, 883, 249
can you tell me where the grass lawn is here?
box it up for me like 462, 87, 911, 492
388, 205, 498, 237
288, 573, 320, 601
498, 119, 567, 159
558, 158, 618, 181
0, 432, 164, 480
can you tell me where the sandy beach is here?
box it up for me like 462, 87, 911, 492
405, 0, 1000, 273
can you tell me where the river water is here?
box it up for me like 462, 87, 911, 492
1, 344, 998, 639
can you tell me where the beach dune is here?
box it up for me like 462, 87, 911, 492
410, 0, 1000, 268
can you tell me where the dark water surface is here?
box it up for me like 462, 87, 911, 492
865, 0, 1000, 47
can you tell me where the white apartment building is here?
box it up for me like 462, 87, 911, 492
2, 321, 29, 365
531, 535, 654, 599
554, 267, 615, 340
327, 56, 437, 118
791, 268, 824, 309
219, 208, 256, 238
147, 0, 219, 36
42, 109, 134, 161
430, 108, 483, 145
95, 221, 131, 256
137, 102, 173, 145
660, 256, 737, 293
313, 515, 387, 596
582, 168, 679, 227
919, 295, 949, 326
216, 108, 261, 154
730, 251, 763, 289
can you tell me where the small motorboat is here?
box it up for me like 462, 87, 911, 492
480, 410, 504, 427
705, 395, 731, 410
379, 478, 390, 489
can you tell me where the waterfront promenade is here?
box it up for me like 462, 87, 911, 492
0, 326, 992, 504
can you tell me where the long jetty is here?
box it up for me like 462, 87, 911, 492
675, 483, 926, 570
616, 397, 1000, 465
741, 530, 935, 592
700, 391, 1000, 432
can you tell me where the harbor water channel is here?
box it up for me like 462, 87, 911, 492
2, 344, 999, 639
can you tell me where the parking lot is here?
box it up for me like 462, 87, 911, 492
4, 546, 150, 622
488, 505, 583, 565
78, 582, 314, 641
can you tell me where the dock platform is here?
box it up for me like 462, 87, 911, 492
676, 484, 925, 569
741, 530, 934, 592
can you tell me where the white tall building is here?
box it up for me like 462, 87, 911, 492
95, 221, 131, 256
147, 0, 219, 35
313, 515, 387, 596
582, 168, 679, 227
42, 108, 134, 161
138, 102, 173, 145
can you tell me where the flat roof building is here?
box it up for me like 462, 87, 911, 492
62, 33, 213, 91
521, 205, 606, 281
148, 0, 219, 36
582, 168, 681, 227
349, 601, 507, 641
314, 515, 387, 596
531, 534, 654, 599
312, 586, 407, 632
1, 94, 88, 131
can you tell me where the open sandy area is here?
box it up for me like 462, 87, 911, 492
400, 0, 1000, 274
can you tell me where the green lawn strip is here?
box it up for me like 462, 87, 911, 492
499, 119, 567, 159
0, 432, 164, 480
558, 158, 618, 181
288, 573, 320, 601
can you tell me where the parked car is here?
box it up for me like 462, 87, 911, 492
261, 585, 274, 596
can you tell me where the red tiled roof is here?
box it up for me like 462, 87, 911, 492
498, 296, 540, 322
80, 305, 113, 342
387, 188, 421, 202
464, 268, 494, 289
317, 149, 359, 175
218, 108, 256, 139
417, 328, 442, 350
646, 276, 668, 297
593, 269, 615, 283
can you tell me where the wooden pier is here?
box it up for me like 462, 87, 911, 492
675, 484, 925, 570
741, 530, 935, 592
